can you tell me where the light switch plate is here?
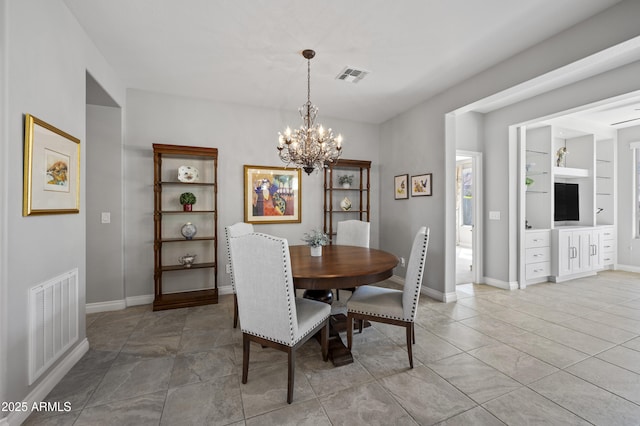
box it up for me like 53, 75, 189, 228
489, 211, 501, 220
101, 212, 111, 224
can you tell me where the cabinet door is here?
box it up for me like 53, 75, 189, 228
573, 230, 592, 273
590, 230, 604, 270
557, 231, 574, 276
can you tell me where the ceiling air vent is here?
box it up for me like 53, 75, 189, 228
336, 66, 369, 83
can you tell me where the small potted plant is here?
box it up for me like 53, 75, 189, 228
179, 192, 196, 211
302, 228, 329, 257
338, 174, 354, 188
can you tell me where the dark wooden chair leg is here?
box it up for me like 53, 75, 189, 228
321, 320, 329, 361
336, 289, 340, 300
287, 349, 295, 404
347, 314, 353, 350
233, 294, 239, 328
412, 322, 415, 344
242, 333, 250, 383
405, 323, 413, 368
358, 319, 363, 334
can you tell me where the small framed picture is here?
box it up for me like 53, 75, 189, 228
411, 173, 432, 197
394, 174, 409, 200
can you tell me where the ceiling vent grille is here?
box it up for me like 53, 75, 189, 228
336, 66, 369, 83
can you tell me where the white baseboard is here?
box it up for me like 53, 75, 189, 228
125, 294, 154, 307
85, 299, 126, 314
423, 285, 458, 302
390, 275, 457, 302
218, 285, 233, 296
85, 294, 154, 314
484, 276, 518, 290
4, 339, 89, 426
87, 289, 235, 314
616, 264, 640, 273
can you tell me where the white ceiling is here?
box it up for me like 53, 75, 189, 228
65, 0, 624, 124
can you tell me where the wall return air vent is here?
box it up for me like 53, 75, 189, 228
335, 66, 370, 83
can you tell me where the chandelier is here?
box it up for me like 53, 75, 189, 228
278, 49, 343, 175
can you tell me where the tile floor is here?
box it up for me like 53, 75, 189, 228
24, 270, 640, 425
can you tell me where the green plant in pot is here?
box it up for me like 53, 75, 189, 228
338, 174, 354, 188
180, 192, 196, 211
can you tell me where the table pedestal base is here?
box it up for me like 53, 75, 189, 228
303, 292, 371, 367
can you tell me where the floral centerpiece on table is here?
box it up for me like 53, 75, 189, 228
302, 229, 329, 248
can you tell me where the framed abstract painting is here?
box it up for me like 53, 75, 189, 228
244, 165, 301, 224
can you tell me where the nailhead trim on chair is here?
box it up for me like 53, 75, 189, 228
408, 244, 427, 320
348, 228, 429, 322
224, 227, 236, 293
241, 314, 329, 347
346, 309, 408, 322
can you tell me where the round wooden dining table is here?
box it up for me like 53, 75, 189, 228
289, 244, 399, 366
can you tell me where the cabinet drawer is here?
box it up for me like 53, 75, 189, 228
602, 254, 616, 265
602, 241, 616, 254
525, 231, 550, 248
601, 228, 615, 241
526, 247, 550, 263
526, 262, 550, 279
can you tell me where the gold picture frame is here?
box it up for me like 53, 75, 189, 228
23, 114, 80, 216
244, 165, 301, 224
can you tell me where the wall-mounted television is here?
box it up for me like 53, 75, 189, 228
554, 182, 579, 221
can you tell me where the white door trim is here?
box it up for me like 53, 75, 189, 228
456, 150, 483, 284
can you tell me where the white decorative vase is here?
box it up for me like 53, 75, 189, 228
310, 246, 322, 257
342, 183, 351, 189
340, 197, 352, 211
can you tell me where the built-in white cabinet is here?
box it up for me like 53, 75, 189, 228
524, 230, 551, 284
600, 226, 616, 267
551, 226, 614, 281
521, 124, 617, 287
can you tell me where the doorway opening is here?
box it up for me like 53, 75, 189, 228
455, 150, 483, 286
456, 156, 473, 284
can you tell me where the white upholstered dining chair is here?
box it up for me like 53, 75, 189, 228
224, 222, 254, 328
346, 227, 430, 368
336, 220, 370, 248
228, 232, 330, 404
335, 220, 370, 299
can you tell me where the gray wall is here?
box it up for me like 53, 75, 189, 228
86, 105, 124, 304
0, 0, 8, 411
379, 0, 640, 295
617, 124, 640, 269
124, 89, 380, 299
456, 112, 484, 153
1, 0, 124, 412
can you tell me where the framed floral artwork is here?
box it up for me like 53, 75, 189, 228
411, 173, 432, 197
244, 165, 301, 223
23, 114, 81, 216
394, 174, 409, 200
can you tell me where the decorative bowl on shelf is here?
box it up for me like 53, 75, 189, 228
178, 166, 199, 183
